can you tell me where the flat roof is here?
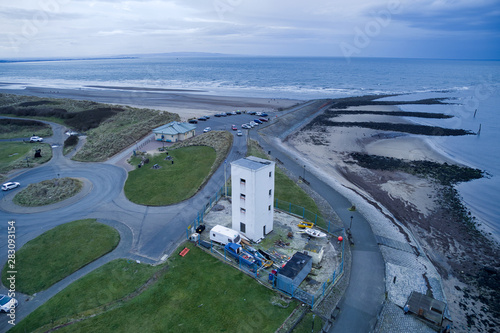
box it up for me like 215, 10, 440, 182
279, 252, 312, 279
231, 156, 275, 171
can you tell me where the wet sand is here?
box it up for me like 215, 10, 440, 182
284, 103, 499, 332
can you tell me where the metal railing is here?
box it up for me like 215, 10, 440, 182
186, 188, 345, 308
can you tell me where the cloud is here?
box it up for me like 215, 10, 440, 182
0, 0, 499, 58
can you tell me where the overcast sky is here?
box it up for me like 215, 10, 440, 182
1, 0, 499, 59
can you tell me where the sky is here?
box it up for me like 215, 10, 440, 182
0, 0, 499, 59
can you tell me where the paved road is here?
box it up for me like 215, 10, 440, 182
1, 104, 385, 332
253, 101, 386, 333
0, 113, 252, 330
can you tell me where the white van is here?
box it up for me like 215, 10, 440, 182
210, 225, 241, 245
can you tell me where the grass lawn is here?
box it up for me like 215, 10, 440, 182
292, 312, 324, 333
9, 259, 163, 333
0, 142, 32, 172
124, 146, 216, 205
1, 219, 120, 295
13, 177, 83, 206
0, 142, 52, 183
12, 243, 297, 333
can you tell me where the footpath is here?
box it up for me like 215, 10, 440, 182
254, 100, 448, 332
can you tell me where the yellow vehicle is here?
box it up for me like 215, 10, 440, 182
298, 221, 314, 229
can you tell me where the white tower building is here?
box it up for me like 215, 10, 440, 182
231, 156, 275, 242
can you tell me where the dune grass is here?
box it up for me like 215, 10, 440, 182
13, 177, 83, 207
124, 146, 216, 205
12, 243, 297, 333
0, 118, 52, 139
1, 219, 120, 295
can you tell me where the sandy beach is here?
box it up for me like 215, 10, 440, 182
283, 103, 499, 332
2, 87, 498, 331
0, 85, 301, 121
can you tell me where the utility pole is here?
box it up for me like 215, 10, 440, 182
224, 160, 227, 197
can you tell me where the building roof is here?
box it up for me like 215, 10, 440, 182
153, 121, 196, 135
406, 291, 446, 326
279, 252, 312, 279
231, 156, 275, 171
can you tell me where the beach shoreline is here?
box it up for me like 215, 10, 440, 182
1, 88, 498, 331
0, 86, 302, 121
282, 101, 499, 332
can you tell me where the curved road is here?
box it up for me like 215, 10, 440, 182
0, 115, 247, 330
253, 101, 386, 333
1, 103, 385, 332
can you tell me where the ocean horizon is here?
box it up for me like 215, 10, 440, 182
1, 56, 499, 240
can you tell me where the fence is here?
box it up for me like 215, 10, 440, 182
186, 188, 345, 309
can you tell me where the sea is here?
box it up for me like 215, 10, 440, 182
1, 56, 499, 241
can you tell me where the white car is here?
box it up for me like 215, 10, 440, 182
0, 295, 18, 313
29, 136, 43, 142
2, 182, 20, 191
237, 131, 243, 136
241, 124, 250, 129
203, 127, 212, 133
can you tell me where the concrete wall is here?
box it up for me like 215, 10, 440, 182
231, 157, 275, 242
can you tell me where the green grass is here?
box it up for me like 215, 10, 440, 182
0, 142, 52, 183
9, 259, 162, 333
124, 146, 216, 205
0, 142, 32, 171
247, 140, 322, 226
12, 243, 297, 333
1, 219, 120, 295
13, 177, 83, 206
292, 312, 324, 333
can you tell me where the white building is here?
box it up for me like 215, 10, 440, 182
153, 121, 196, 142
231, 156, 275, 242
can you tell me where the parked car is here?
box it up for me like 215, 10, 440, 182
254, 119, 263, 124
241, 124, 251, 129
259, 117, 269, 122
29, 136, 43, 142
248, 111, 257, 115
249, 121, 257, 127
231, 125, 237, 131
198, 116, 208, 121
214, 113, 223, 117
0, 294, 18, 313
2, 182, 20, 191
188, 119, 198, 124
260, 113, 268, 117
203, 127, 212, 133
237, 130, 243, 136
235, 110, 242, 114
